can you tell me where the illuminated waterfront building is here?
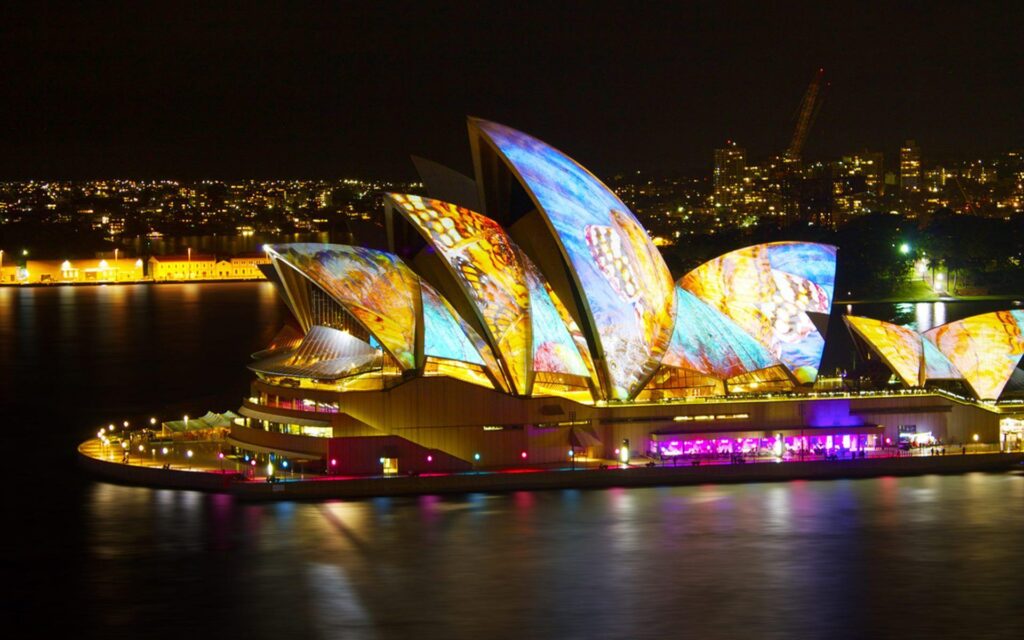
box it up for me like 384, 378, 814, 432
3, 257, 144, 284
148, 253, 269, 281
226, 119, 1024, 474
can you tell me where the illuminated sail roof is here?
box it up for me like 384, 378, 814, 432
420, 280, 488, 367
387, 193, 595, 395
922, 338, 962, 380
251, 122, 1024, 407
268, 244, 421, 369
844, 316, 924, 387
923, 310, 1024, 400
250, 325, 382, 380
387, 194, 530, 391
522, 254, 593, 380
844, 311, 1024, 399
470, 118, 676, 400
679, 242, 837, 384
663, 288, 778, 379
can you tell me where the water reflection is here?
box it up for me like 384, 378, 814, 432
55, 467, 1024, 637
913, 301, 931, 331
7, 283, 1024, 637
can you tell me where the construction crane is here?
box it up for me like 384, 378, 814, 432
785, 68, 827, 163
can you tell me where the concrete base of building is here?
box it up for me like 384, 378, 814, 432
79, 441, 1024, 501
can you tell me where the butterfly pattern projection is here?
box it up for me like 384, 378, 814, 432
680, 242, 836, 384
389, 194, 532, 393
923, 310, 1024, 399
579, 209, 675, 394
270, 244, 420, 370
471, 119, 676, 400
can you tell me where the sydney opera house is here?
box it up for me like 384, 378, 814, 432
228, 118, 1024, 474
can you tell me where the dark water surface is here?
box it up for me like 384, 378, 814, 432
3, 284, 1023, 639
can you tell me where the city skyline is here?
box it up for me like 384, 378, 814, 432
2, 2, 1022, 179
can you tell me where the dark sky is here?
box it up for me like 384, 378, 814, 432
1, 1, 1022, 179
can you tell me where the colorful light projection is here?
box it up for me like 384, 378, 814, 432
844, 316, 924, 387
387, 194, 531, 393
470, 119, 676, 400
522, 255, 592, 379
922, 338, 962, 380
662, 288, 777, 379
923, 310, 1024, 399
419, 281, 485, 367
252, 325, 382, 380
420, 280, 505, 390
389, 193, 595, 393
268, 244, 420, 369
653, 434, 875, 458
679, 242, 836, 384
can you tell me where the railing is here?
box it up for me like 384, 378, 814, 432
260, 397, 340, 414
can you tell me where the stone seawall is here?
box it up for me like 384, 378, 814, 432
78, 446, 243, 491
79, 442, 1024, 500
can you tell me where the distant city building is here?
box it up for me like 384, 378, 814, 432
840, 151, 884, 195
900, 140, 922, 192
713, 142, 746, 204
924, 166, 952, 193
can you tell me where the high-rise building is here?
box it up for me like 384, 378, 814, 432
900, 140, 921, 192
713, 142, 746, 204
840, 151, 884, 195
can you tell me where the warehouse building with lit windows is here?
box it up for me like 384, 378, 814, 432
227, 118, 1024, 474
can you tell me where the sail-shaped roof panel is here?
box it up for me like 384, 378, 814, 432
268, 244, 420, 370
679, 242, 836, 384
522, 254, 592, 379
386, 194, 530, 392
923, 310, 1024, 399
663, 288, 778, 379
844, 316, 924, 387
469, 118, 676, 400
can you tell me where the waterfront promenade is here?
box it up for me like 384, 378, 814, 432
78, 437, 1024, 501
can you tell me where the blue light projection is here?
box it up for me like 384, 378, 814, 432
662, 288, 777, 379
472, 119, 676, 400
420, 281, 485, 366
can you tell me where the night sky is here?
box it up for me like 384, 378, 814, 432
1, 1, 1021, 179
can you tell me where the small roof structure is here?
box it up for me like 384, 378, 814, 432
162, 411, 242, 433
